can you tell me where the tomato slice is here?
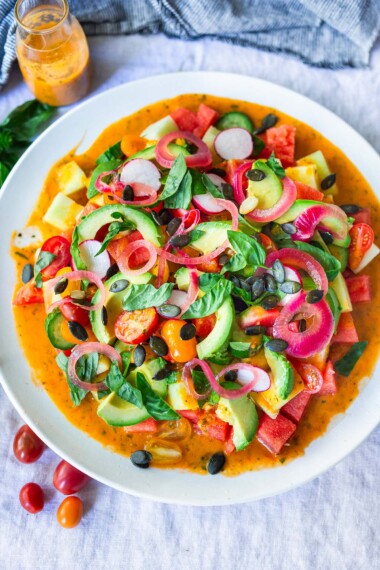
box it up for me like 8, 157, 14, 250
13, 281, 44, 305
296, 363, 323, 394
115, 307, 159, 344
107, 230, 150, 269
348, 222, 374, 271
40, 236, 71, 281
260, 233, 277, 254
191, 314, 216, 338
59, 299, 90, 327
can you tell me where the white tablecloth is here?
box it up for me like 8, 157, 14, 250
1, 34, 380, 570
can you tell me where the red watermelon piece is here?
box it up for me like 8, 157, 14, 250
265, 124, 296, 167
281, 391, 312, 424
318, 361, 337, 395
294, 180, 324, 201
124, 418, 158, 433
170, 107, 199, 132
352, 208, 371, 225
346, 275, 371, 303
256, 413, 296, 455
194, 103, 219, 138
332, 312, 359, 344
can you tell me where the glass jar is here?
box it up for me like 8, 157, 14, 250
15, 0, 90, 106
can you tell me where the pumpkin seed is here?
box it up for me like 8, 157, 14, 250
245, 325, 266, 335
261, 294, 279, 310
246, 168, 266, 182
180, 322, 196, 340
232, 296, 248, 313
54, 278, 68, 294
21, 263, 33, 284
218, 253, 230, 266
272, 259, 285, 283
264, 274, 278, 293
281, 222, 296, 235
321, 173, 336, 190
153, 366, 172, 380
157, 304, 181, 318
280, 281, 301, 294
169, 234, 191, 248
221, 182, 234, 200
105, 263, 119, 279
224, 370, 238, 382
340, 204, 360, 215
131, 450, 152, 469
157, 208, 173, 226
101, 306, 108, 326
133, 344, 146, 367
109, 279, 129, 293
167, 217, 181, 236
320, 230, 334, 245
207, 452, 226, 475
254, 113, 278, 135
208, 167, 226, 177
122, 184, 134, 201
151, 211, 162, 225
251, 277, 265, 300
149, 336, 169, 357
265, 338, 288, 352
70, 290, 85, 300
299, 318, 307, 332
306, 289, 323, 304
68, 321, 88, 342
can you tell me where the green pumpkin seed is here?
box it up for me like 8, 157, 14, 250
265, 338, 288, 352
54, 278, 68, 294
110, 279, 129, 293
320, 231, 334, 244
167, 217, 181, 236
246, 169, 266, 182
306, 289, 324, 304
261, 295, 279, 310
179, 322, 196, 340
153, 366, 172, 380
157, 304, 181, 318
245, 325, 266, 335
101, 306, 108, 326
264, 274, 278, 293
169, 234, 191, 248
281, 223, 297, 235
21, 263, 33, 284
340, 204, 360, 215
272, 259, 285, 283
131, 450, 152, 469
133, 344, 146, 367
122, 185, 134, 201
221, 182, 234, 200
149, 336, 168, 357
321, 173, 336, 190
68, 321, 88, 342
280, 281, 301, 294
207, 452, 226, 475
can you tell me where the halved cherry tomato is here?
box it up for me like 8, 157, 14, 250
160, 319, 197, 363
19, 482, 44, 514
57, 496, 83, 528
296, 363, 323, 394
191, 314, 216, 338
197, 258, 221, 273
59, 298, 90, 327
260, 233, 277, 254
40, 236, 71, 281
13, 281, 44, 305
115, 307, 159, 344
53, 460, 90, 495
348, 222, 374, 271
13, 425, 44, 463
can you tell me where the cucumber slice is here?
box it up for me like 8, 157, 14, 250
216, 111, 254, 134
45, 309, 76, 350
229, 341, 251, 358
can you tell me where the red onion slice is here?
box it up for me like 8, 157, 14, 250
177, 269, 199, 317
155, 130, 212, 169
111, 183, 158, 206
232, 161, 253, 204
266, 248, 328, 296
117, 239, 157, 276
67, 342, 122, 391
46, 270, 106, 313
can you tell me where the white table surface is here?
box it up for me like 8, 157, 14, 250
1, 33, 380, 570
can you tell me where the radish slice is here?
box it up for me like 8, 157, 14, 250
219, 364, 271, 393
78, 240, 111, 279
192, 192, 225, 214
117, 239, 157, 276
206, 173, 225, 190
68, 342, 122, 392
166, 289, 188, 306
214, 128, 253, 160
120, 159, 161, 192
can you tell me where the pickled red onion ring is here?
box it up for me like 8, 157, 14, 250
111, 183, 158, 206
155, 131, 212, 169
46, 270, 106, 313
117, 239, 157, 276
68, 342, 122, 391
247, 177, 297, 223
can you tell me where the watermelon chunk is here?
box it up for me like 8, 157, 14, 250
352, 208, 371, 225
256, 413, 296, 455
294, 180, 324, 201
318, 360, 337, 395
332, 312, 359, 344
281, 391, 312, 424
346, 275, 371, 303
178, 410, 202, 423
193, 411, 231, 442
224, 430, 236, 455
265, 125, 296, 168
170, 108, 199, 132
124, 418, 158, 433
194, 103, 219, 138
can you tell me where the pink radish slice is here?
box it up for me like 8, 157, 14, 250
206, 173, 225, 190
214, 128, 253, 160
192, 192, 225, 214
120, 159, 161, 191
78, 240, 111, 279
166, 290, 188, 306
233, 365, 271, 393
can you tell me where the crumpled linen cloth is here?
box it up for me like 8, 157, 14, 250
1, 33, 380, 570
1, 0, 380, 87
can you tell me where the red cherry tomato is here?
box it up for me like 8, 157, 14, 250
296, 363, 324, 394
40, 236, 71, 281
191, 314, 216, 338
260, 233, 277, 254
59, 298, 90, 327
115, 307, 159, 344
57, 496, 83, 528
13, 425, 44, 463
19, 483, 44, 514
348, 223, 374, 271
13, 281, 44, 305
53, 460, 90, 495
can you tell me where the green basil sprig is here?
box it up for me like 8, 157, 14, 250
182, 279, 233, 318
122, 283, 174, 311
160, 154, 187, 201
136, 372, 179, 420
164, 169, 192, 209
295, 241, 341, 281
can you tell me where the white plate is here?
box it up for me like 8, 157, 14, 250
1, 71, 380, 506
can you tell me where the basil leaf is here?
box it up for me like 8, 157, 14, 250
222, 253, 247, 274
188, 229, 205, 244
165, 370, 178, 384
252, 135, 265, 157
95, 141, 124, 165
192, 370, 211, 395
237, 213, 260, 235
222, 230, 266, 274
121, 351, 132, 377
87, 160, 121, 199
1, 100, 55, 141
122, 283, 174, 311
96, 219, 135, 256
334, 342, 368, 377
77, 352, 99, 383
164, 170, 192, 209
34, 251, 56, 288
56, 353, 87, 407
117, 381, 144, 409
190, 168, 206, 196
70, 226, 86, 270
182, 279, 233, 318
201, 173, 224, 199
266, 153, 285, 179
199, 272, 223, 293
105, 360, 125, 392
295, 241, 341, 281
136, 372, 179, 420
160, 154, 187, 201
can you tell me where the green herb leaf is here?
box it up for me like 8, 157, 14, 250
121, 351, 132, 377
295, 241, 341, 281
190, 168, 206, 196
222, 230, 266, 274
95, 141, 124, 165
266, 153, 285, 179
0, 162, 10, 187
164, 370, 178, 384
70, 226, 86, 270
160, 154, 187, 201
136, 372, 180, 420
1, 100, 55, 141
122, 283, 174, 311
55, 352, 99, 406
117, 381, 144, 409
34, 251, 56, 288
188, 228, 205, 244
182, 279, 233, 318
252, 135, 266, 157
164, 169, 192, 209
96, 219, 136, 256
199, 272, 223, 293
222, 253, 247, 274
201, 173, 224, 199
104, 360, 125, 392
87, 160, 122, 199
334, 342, 368, 377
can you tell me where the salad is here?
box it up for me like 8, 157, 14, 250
12, 95, 379, 475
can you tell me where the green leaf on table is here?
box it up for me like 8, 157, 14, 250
182, 279, 233, 318
122, 283, 174, 311
160, 154, 187, 201
334, 342, 368, 377
34, 251, 56, 288
1, 100, 55, 141
164, 169, 192, 209
136, 372, 179, 420
0, 162, 10, 187
95, 141, 124, 165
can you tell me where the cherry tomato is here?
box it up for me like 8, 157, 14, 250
296, 363, 323, 394
171, 206, 196, 228
13, 425, 44, 463
191, 314, 216, 338
13, 281, 44, 305
115, 307, 159, 344
57, 496, 83, 528
348, 222, 374, 271
40, 236, 71, 281
59, 298, 90, 327
260, 233, 277, 254
160, 320, 197, 363
53, 460, 90, 495
19, 483, 44, 514
107, 230, 149, 268
197, 259, 221, 273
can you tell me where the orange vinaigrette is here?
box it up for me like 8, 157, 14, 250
15, 0, 90, 106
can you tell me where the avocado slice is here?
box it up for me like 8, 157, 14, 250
264, 345, 294, 400
90, 271, 152, 344
197, 298, 234, 360
127, 357, 168, 398
216, 382, 258, 451
247, 160, 282, 209
274, 199, 325, 225
167, 381, 198, 411
97, 392, 150, 427
191, 221, 231, 255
